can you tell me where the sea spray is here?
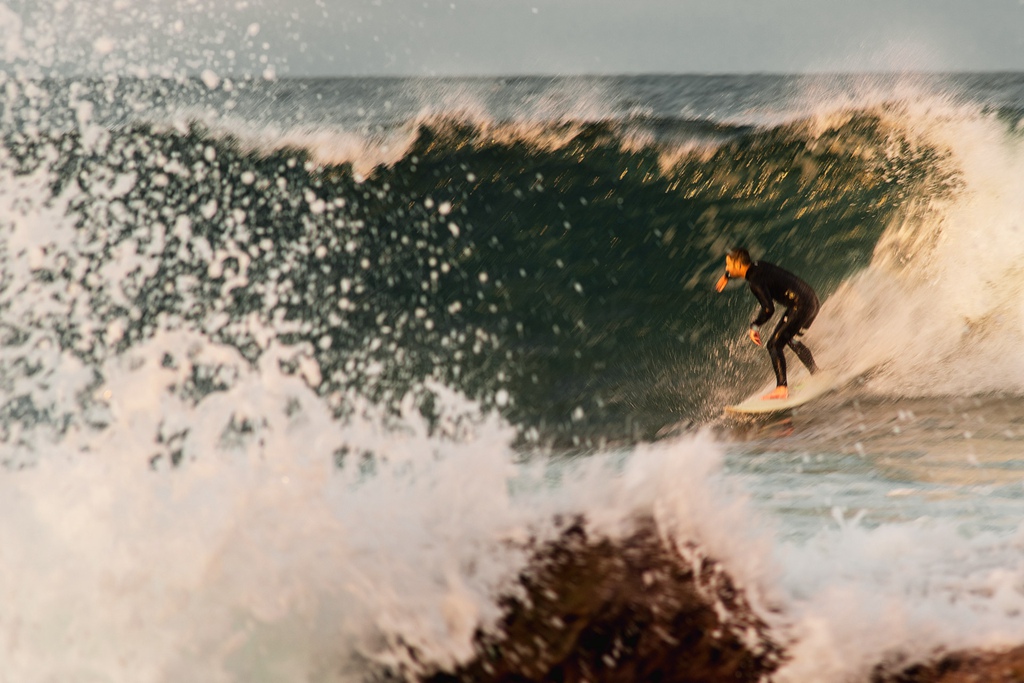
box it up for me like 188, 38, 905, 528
0, 18, 1020, 678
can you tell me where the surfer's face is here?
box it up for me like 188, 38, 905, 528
725, 255, 744, 278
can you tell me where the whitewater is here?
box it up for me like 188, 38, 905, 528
1, 14, 1024, 681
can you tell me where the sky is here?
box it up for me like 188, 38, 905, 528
282, 0, 1024, 76
7, 0, 1024, 77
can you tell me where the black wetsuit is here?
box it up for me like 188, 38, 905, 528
743, 261, 819, 387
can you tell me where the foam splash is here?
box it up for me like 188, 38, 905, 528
0, 316, 520, 680
788, 94, 1024, 398
0, 316, 781, 681
775, 518, 1024, 682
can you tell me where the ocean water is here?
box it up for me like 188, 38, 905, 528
3, 57, 1024, 682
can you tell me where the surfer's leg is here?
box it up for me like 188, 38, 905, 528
789, 335, 817, 374
787, 303, 819, 374
769, 308, 813, 386
761, 325, 790, 399
766, 319, 790, 387
765, 304, 818, 399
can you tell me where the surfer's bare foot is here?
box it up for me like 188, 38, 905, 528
762, 386, 788, 400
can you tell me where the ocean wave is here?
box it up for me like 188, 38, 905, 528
0, 95, 972, 445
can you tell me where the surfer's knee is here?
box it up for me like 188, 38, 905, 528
768, 335, 787, 355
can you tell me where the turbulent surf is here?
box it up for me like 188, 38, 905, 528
3, 54, 1024, 683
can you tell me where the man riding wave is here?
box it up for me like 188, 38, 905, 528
715, 248, 819, 400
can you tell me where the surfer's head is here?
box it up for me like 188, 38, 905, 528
725, 247, 751, 278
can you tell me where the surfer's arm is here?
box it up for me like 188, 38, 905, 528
749, 325, 762, 346
749, 284, 774, 327
747, 283, 771, 346
715, 271, 729, 292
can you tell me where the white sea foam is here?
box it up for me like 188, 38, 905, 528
774, 517, 1024, 682
0, 135, 778, 677
791, 94, 1024, 400
0, 305, 779, 682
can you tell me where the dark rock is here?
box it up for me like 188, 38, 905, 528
874, 643, 1024, 683
418, 516, 784, 683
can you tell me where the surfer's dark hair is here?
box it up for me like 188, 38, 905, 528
728, 247, 751, 265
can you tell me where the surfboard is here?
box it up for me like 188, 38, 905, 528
724, 370, 838, 415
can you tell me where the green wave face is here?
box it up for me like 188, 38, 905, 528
364, 114, 945, 443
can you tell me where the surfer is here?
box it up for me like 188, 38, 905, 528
715, 248, 819, 400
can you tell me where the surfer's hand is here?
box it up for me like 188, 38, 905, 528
749, 327, 762, 346
715, 274, 729, 292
